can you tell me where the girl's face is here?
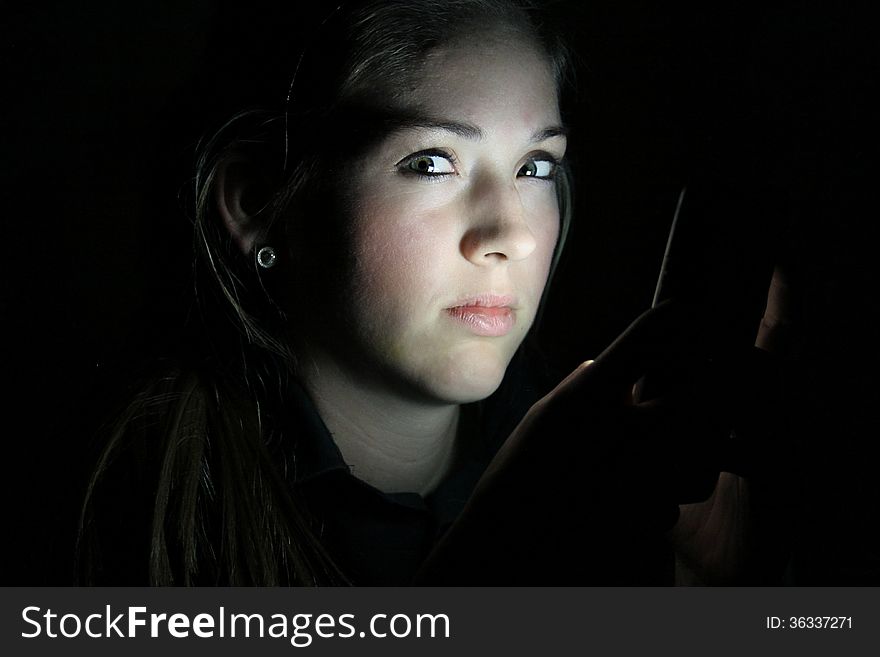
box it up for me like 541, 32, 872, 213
302, 36, 565, 404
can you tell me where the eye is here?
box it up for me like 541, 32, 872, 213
397, 150, 457, 177
518, 157, 558, 180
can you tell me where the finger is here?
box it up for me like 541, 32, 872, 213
755, 264, 796, 356
621, 395, 729, 504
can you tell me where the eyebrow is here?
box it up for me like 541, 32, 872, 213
530, 126, 568, 142
386, 115, 568, 144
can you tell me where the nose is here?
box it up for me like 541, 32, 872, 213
460, 175, 537, 265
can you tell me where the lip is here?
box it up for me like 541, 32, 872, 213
444, 294, 517, 337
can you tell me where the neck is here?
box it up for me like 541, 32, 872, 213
299, 349, 460, 496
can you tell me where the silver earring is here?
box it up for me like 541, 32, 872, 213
256, 246, 277, 269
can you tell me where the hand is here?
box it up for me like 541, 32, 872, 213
416, 300, 730, 584
671, 265, 796, 584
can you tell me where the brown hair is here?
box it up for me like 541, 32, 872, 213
79, 0, 573, 585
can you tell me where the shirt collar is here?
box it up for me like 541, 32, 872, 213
282, 379, 351, 483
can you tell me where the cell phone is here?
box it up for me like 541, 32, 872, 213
653, 180, 782, 342
640, 176, 786, 501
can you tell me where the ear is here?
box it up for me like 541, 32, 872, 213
214, 155, 269, 255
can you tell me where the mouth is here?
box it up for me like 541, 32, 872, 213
444, 294, 517, 337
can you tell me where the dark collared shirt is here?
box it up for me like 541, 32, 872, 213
84, 347, 676, 584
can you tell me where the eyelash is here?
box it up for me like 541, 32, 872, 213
396, 149, 458, 181
519, 152, 560, 181
395, 149, 561, 181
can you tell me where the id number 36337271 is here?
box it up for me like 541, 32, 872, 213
765, 616, 852, 629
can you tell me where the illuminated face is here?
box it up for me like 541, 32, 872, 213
302, 36, 565, 404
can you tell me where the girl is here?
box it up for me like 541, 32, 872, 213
79, 0, 742, 585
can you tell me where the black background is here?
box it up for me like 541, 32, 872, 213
2, 1, 877, 583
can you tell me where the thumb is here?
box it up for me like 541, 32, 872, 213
554, 299, 707, 407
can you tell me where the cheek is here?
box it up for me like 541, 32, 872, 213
346, 194, 455, 319
524, 192, 562, 283
538, 210, 561, 265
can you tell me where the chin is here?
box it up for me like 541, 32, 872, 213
419, 344, 513, 404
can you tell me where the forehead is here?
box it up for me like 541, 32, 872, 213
398, 36, 561, 129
